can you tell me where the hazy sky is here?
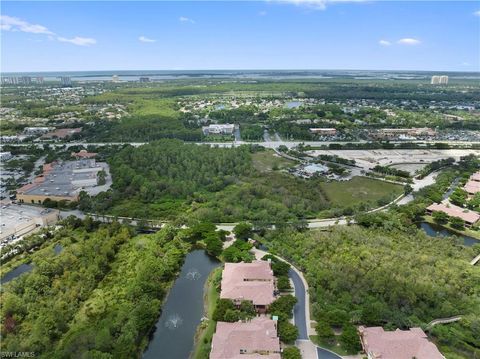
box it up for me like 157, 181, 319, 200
1, 1, 479, 72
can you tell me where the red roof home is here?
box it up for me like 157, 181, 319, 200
359, 326, 445, 359
210, 317, 281, 359
470, 171, 480, 182
220, 261, 275, 308
464, 180, 480, 195
426, 202, 480, 226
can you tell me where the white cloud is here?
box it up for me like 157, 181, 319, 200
179, 16, 196, 24
1, 15, 97, 47
474, 10, 480, 16
397, 38, 421, 45
57, 36, 97, 46
139, 36, 156, 43
272, 0, 365, 11
379, 40, 391, 46
0, 15, 54, 34
259, 10, 268, 16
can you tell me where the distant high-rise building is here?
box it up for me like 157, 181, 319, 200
59, 76, 72, 86
139, 77, 150, 83
19, 76, 32, 85
112, 75, 120, 83
35, 77, 44, 84
431, 75, 448, 85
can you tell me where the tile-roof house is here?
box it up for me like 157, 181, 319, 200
426, 202, 480, 227
210, 317, 281, 359
220, 261, 275, 312
359, 326, 445, 359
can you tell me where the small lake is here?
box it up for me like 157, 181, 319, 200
286, 101, 302, 109
142, 250, 220, 359
1, 263, 33, 284
419, 222, 480, 247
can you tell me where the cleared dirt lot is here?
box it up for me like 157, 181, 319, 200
307, 149, 480, 171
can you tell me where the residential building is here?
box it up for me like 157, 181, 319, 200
220, 261, 275, 312
426, 202, 480, 227
112, 75, 120, 83
309, 128, 337, 136
202, 124, 235, 136
139, 77, 150, 82
463, 171, 480, 196
358, 326, 445, 359
431, 75, 448, 85
59, 76, 72, 86
0, 152, 13, 162
210, 317, 281, 359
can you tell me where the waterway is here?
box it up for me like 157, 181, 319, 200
1, 263, 33, 284
419, 222, 480, 247
142, 250, 220, 359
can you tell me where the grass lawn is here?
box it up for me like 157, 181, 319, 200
252, 150, 296, 173
320, 176, 404, 208
193, 267, 222, 359
309, 335, 355, 356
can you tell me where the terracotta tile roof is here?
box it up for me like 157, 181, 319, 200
359, 326, 445, 359
464, 180, 480, 195
220, 261, 275, 306
210, 317, 281, 359
72, 150, 97, 159
427, 202, 480, 224
470, 171, 480, 182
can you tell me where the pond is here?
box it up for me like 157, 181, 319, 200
419, 222, 480, 247
142, 250, 220, 359
1, 263, 33, 284
286, 101, 302, 109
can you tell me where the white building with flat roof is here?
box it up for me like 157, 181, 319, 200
202, 124, 235, 136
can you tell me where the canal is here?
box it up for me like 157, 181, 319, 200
419, 222, 480, 247
142, 250, 220, 359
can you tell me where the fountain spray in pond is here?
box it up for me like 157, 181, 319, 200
165, 313, 183, 330
186, 268, 201, 280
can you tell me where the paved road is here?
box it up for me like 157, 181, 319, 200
289, 268, 308, 339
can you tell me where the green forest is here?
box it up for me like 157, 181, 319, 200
0, 219, 190, 358
263, 225, 480, 358
77, 140, 401, 222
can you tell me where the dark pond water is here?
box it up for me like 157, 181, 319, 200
1, 263, 33, 284
142, 250, 220, 359
54, 244, 63, 254
419, 222, 480, 247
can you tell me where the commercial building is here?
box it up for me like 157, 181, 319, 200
23, 127, 51, 136
71, 150, 97, 159
0, 202, 59, 242
41, 127, 82, 140
202, 124, 235, 136
309, 128, 337, 136
210, 317, 281, 359
358, 326, 444, 359
139, 77, 150, 83
220, 261, 276, 312
373, 127, 436, 140
426, 202, 480, 227
16, 159, 110, 204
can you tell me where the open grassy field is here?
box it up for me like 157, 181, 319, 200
320, 176, 404, 208
252, 150, 296, 172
